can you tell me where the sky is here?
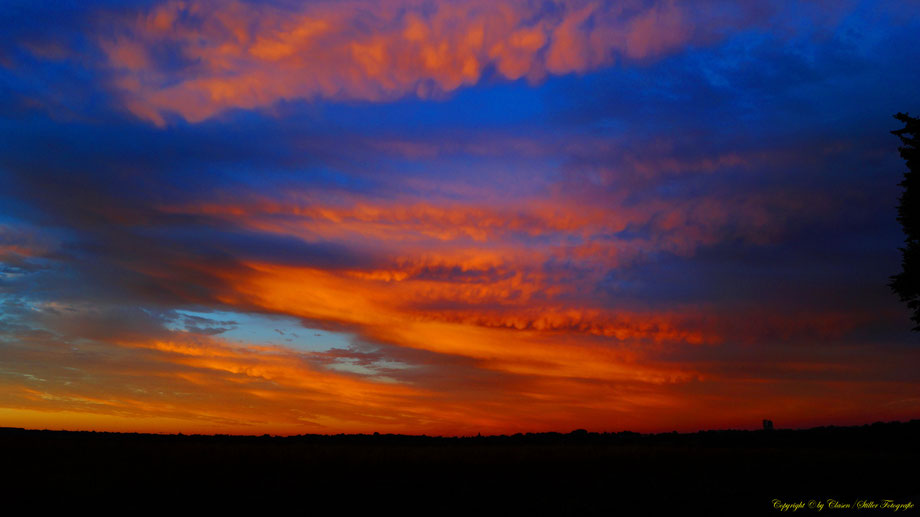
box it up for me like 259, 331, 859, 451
0, 0, 919, 436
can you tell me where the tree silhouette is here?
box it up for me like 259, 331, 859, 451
889, 113, 920, 330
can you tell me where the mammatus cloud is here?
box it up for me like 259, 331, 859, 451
99, 0, 699, 124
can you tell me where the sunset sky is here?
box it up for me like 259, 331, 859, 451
1, 0, 919, 436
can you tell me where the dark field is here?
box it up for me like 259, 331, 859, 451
3, 421, 917, 515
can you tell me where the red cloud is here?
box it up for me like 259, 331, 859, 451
100, 0, 697, 124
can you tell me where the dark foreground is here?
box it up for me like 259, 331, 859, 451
2, 421, 918, 515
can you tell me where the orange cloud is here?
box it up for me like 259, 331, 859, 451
142, 187, 843, 376
98, 0, 697, 124
158, 182, 811, 270
195, 259, 711, 391
0, 316, 704, 435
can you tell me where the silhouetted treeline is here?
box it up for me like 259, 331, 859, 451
890, 112, 920, 329
2, 420, 917, 515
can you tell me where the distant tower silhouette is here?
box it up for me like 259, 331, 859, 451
763, 419, 774, 431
